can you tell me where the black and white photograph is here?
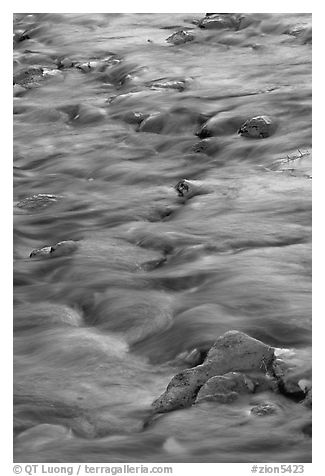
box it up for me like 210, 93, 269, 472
12, 5, 312, 469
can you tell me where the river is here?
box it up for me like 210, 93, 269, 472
13, 13, 312, 463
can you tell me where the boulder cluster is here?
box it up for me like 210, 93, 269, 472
152, 331, 311, 416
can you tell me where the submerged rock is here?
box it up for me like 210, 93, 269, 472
122, 111, 148, 125
238, 115, 276, 138
152, 331, 275, 413
56, 57, 75, 69
166, 30, 194, 45
30, 240, 78, 259
139, 113, 167, 134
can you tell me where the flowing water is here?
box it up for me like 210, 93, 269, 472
13, 13, 312, 463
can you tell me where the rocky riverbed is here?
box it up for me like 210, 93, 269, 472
13, 13, 311, 463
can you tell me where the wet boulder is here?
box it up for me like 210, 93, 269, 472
238, 115, 276, 138
30, 240, 78, 259
195, 372, 255, 404
152, 331, 275, 414
166, 30, 195, 45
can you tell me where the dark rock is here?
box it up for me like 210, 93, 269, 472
238, 115, 276, 138
152, 331, 275, 414
250, 402, 279, 416
174, 179, 212, 200
166, 30, 195, 45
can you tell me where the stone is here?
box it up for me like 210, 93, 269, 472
166, 30, 194, 45
13, 67, 44, 88
238, 115, 276, 139
152, 367, 208, 413
152, 331, 275, 413
195, 372, 255, 404
198, 14, 241, 30
16, 193, 60, 210
174, 179, 212, 200
205, 331, 275, 375
30, 240, 78, 259
250, 402, 279, 416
